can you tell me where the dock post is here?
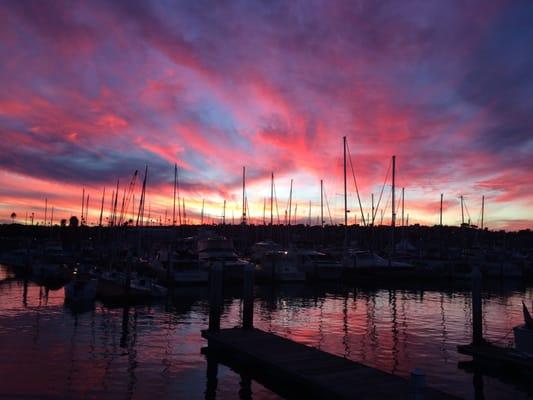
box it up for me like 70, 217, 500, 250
472, 266, 483, 345
410, 368, 426, 400
243, 263, 254, 329
209, 262, 223, 332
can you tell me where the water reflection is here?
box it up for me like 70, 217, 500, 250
0, 265, 533, 399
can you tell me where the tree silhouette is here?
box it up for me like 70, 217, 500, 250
10, 212, 16, 224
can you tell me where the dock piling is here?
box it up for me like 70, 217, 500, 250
209, 262, 223, 332
243, 263, 254, 329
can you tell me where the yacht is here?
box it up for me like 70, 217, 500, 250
256, 250, 305, 282
197, 236, 254, 282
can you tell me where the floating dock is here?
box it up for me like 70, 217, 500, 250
202, 327, 457, 399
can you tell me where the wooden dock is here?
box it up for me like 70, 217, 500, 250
202, 327, 458, 399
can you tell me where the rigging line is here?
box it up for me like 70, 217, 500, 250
323, 185, 334, 225
346, 141, 366, 226
372, 159, 392, 224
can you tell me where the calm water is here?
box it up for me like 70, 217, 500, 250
1, 264, 532, 400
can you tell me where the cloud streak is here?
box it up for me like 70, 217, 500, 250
0, 0, 532, 229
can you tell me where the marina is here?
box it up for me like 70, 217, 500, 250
1, 1, 532, 398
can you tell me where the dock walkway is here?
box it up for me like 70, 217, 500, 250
203, 327, 458, 399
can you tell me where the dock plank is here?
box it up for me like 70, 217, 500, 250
203, 327, 458, 399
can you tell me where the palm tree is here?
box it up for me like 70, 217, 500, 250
10, 212, 16, 224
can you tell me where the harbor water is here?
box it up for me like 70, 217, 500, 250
0, 264, 532, 399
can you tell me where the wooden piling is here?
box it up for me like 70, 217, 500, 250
243, 263, 254, 329
209, 262, 223, 332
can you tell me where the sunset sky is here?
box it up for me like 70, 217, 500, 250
0, 0, 532, 229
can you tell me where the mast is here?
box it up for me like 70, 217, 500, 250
113, 180, 119, 226
371, 193, 374, 226
44, 197, 48, 226
270, 172, 274, 226
109, 190, 115, 226
182, 198, 186, 225
390, 155, 396, 260
99, 187, 105, 226
86, 194, 90, 225
320, 179, 324, 228
173, 163, 177, 225
308, 201, 311, 226
81, 189, 84, 224
288, 179, 293, 226
401, 187, 405, 227
50, 206, 54, 226
440, 193, 443, 226
262, 198, 266, 225
242, 166, 247, 225
460, 195, 464, 226
223, 199, 226, 225
177, 166, 181, 225
201, 199, 205, 225
136, 166, 147, 226
343, 136, 348, 227
481, 195, 485, 230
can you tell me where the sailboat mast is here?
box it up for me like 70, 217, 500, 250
81, 189, 84, 224
371, 193, 375, 226
86, 194, 89, 225
343, 136, 348, 227
270, 172, 274, 226
263, 198, 266, 225
201, 199, 205, 225
401, 187, 405, 227
390, 155, 396, 260
288, 179, 293, 226
440, 193, 443, 226
481, 195, 485, 230
113, 180, 119, 226
44, 197, 48, 226
136, 166, 147, 226
99, 187, 105, 226
320, 179, 324, 228
460, 195, 464, 226
242, 166, 246, 224
182, 198, 186, 225
223, 199, 226, 225
173, 163, 177, 226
